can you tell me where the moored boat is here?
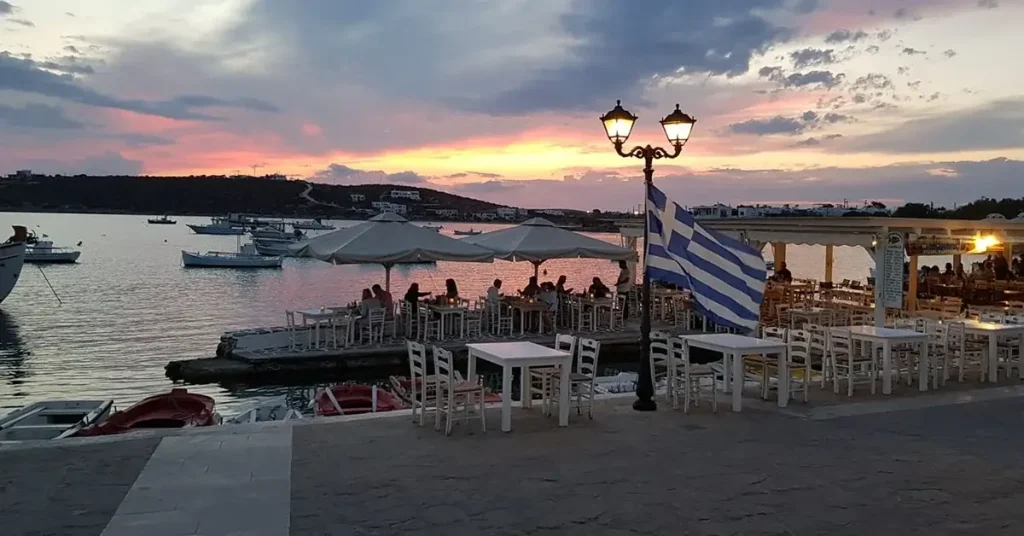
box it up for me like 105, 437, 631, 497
75, 388, 218, 436
421, 224, 443, 232
291, 218, 334, 231
0, 227, 28, 305
224, 396, 303, 424
147, 215, 177, 225
312, 384, 404, 416
252, 238, 298, 257
24, 232, 81, 264
453, 228, 482, 236
0, 400, 114, 441
182, 243, 284, 268
249, 222, 304, 240
188, 215, 246, 235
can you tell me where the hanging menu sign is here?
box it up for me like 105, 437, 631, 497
882, 232, 904, 308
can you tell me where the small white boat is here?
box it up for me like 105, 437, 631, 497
453, 228, 482, 236
24, 233, 81, 264
594, 372, 638, 394
224, 397, 304, 424
291, 218, 334, 231
1, 227, 27, 305
182, 243, 283, 268
421, 224, 443, 232
249, 222, 304, 240
0, 400, 114, 441
253, 238, 299, 257
188, 221, 245, 235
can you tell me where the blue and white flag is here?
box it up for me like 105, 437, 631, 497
646, 184, 766, 332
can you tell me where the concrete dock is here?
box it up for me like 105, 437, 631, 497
3, 383, 1024, 535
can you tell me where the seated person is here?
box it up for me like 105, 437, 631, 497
359, 288, 381, 317
555, 275, 573, 295
520, 276, 541, 297
371, 284, 393, 316
444, 278, 459, 301
487, 279, 503, 303
403, 283, 431, 314
588, 277, 611, 298
774, 262, 793, 283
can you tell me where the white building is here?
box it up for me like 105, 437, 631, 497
432, 208, 459, 218
372, 201, 408, 215
389, 189, 421, 201
475, 211, 498, 220
536, 209, 565, 217
517, 208, 531, 217
496, 207, 518, 219
735, 205, 764, 218
691, 204, 733, 219
350, 193, 366, 202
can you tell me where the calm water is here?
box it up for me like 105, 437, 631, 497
0, 213, 977, 413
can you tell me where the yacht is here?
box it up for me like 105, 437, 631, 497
0, 227, 28, 305
24, 232, 81, 264
291, 218, 334, 231
252, 238, 299, 257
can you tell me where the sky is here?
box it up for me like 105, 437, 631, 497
1, 0, 1023, 211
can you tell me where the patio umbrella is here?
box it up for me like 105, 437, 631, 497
461, 217, 637, 277
289, 212, 494, 290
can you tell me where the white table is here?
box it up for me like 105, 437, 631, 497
296, 309, 336, 349
959, 320, 1024, 382
466, 342, 572, 432
788, 307, 829, 328
832, 326, 929, 394
680, 334, 790, 412
429, 305, 466, 340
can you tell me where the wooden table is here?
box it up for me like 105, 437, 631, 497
466, 342, 572, 432
958, 320, 1024, 382
831, 326, 929, 394
680, 334, 790, 412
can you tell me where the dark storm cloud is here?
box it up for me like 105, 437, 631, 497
902, 47, 927, 56
0, 52, 279, 121
0, 103, 84, 129
730, 116, 808, 135
312, 163, 432, 185
789, 48, 837, 69
824, 29, 868, 44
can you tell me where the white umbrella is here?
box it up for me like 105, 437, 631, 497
289, 212, 494, 290
462, 217, 637, 276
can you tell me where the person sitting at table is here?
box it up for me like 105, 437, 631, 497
520, 276, 541, 297
371, 284, 393, 317
588, 277, 610, 298
555, 275, 573, 295
358, 288, 380, 318
403, 283, 431, 315
774, 262, 793, 283
444, 278, 459, 301
538, 282, 559, 332
487, 279, 503, 303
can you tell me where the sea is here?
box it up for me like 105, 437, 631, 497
0, 212, 978, 415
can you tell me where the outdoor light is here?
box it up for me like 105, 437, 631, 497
971, 234, 1000, 254
600, 100, 638, 145
660, 104, 696, 147
600, 99, 696, 412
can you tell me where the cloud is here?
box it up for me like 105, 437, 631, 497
866, 45, 880, 54
978, 0, 998, 8
63, 45, 80, 54
311, 163, 431, 186
789, 48, 837, 69
943, 49, 957, 58
0, 103, 85, 129
730, 109, 853, 136
0, 52, 279, 121
824, 29, 868, 44
902, 47, 927, 56
759, 66, 845, 89
0, 1, 13, 15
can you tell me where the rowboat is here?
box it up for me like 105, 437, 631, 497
75, 388, 218, 436
0, 400, 114, 441
311, 384, 404, 416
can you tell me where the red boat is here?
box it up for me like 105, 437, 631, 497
76, 388, 217, 436
388, 375, 502, 405
313, 384, 404, 417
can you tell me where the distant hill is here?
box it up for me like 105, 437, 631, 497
0, 175, 507, 219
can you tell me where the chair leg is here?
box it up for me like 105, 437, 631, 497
478, 390, 487, 432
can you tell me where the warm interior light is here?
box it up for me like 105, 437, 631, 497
971, 235, 1000, 254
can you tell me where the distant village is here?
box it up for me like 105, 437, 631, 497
686, 200, 892, 219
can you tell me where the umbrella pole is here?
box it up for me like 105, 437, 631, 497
384, 264, 392, 292
533, 261, 541, 279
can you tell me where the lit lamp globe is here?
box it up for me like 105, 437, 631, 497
660, 104, 696, 147
600, 100, 637, 146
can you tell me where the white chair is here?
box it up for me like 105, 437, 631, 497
463, 307, 483, 339
328, 312, 354, 349
417, 307, 440, 341
406, 341, 436, 427
549, 338, 601, 419
830, 329, 876, 396
284, 310, 309, 350
432, 346, 486, 435
806, 324, 830, 388
947, 321, 987, 382
649, 332, 673, 402
762, 326, 787, 341
529, 334, 576, 412
487, 301, 513, 337
767, 335, 810, 403
670, 336, 718, 413
361, 308, 386, 345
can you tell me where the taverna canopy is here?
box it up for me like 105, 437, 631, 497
289, 212, 494, 289
462, 217, 637, 264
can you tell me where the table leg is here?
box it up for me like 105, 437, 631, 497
988, 334, 998, 383
314, 321, 321, 349
521, 366, 531, 409
501, 365, 513, 432
923, 339, 932, 391
558, 356, 571, 427
519, 308, 525, 336
721, 353, 731, 393
777, 349, 789, 408
439, 313, 446, 341
467, 350, 477, 379
881, 340, 892, 395
459, 312, 464, 339
732, 352, 743, 412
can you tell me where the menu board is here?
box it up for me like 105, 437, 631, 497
882, 232, 904, 308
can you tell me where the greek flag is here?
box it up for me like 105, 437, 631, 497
646, 184, 766, 332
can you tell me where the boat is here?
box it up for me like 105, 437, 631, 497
311, 384, 404, 416
1, 226, 28, 305
453, 228, 482, 236
182, 242, 284, 268
291, 218, 334, 231
593, 372, 638, 394
147, 215, 177, 225
76, 388, 218, 436
24, 231, 81, 264
248, 222, 304, 240
0, 400, 113, 441
224, 396, 303, 424
389, 376, 502, 405
252, 238, 299, 257
421, 224, 443, 232
187, 218, 246, 235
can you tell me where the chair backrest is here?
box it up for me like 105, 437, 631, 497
649, 338, 671, 383
893, 318, 916, 331
789, 329, 810, 345
554, 333, 577, 358
981, 312, 1005, 324
789, 337, 810, 362
651, 330, 670, 345
1005, 315, 1024, 325
577, 338, 601, 377
830, 329, 852, 352
432, 346, 455, 384
763, 326, 787, 341
946, 321, 967, 349
285, 310, 296, 327
369, 308, 386, 323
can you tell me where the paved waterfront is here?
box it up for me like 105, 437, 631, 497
2, 389, 1024, 535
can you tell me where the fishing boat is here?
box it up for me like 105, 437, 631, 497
187, 216, 246, 235
453, 228, 482, 236
24, 232, 81, 264
182, 242, 283, 268
389, 376, 502, 404
421, 224, 443, 232
147, 215, 177, 225
291, 218, 334, 231
0, 400, 113, 441
75, 389, 218, 436
248, 222, 304, 240
224, 396, 304, 424
0, 227, 27, 305
311, 384, 404, 416
252, 238, 299, 257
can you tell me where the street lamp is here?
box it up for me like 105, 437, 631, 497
600, 100, 696, 411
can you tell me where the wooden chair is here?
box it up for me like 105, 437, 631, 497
670, 336, 718, 413
406, 341, 437, 427
549, 338, 602, 419
432, 347, 486, 435
529, 334, 576, 412
947, 321, 988, 383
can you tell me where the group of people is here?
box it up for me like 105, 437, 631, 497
484, 261, 634, 320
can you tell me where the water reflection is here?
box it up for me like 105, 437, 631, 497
0, 310, 29, 391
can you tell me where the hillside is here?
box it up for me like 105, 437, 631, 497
0, 175, 506, 219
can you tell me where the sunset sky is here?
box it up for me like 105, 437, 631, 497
2, 0, 1022, 210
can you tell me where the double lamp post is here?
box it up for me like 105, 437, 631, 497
599, 100, 696, 411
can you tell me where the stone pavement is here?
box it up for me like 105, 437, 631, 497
3, 388, 1024, 535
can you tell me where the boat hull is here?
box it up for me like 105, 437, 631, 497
313, 384, 404, 416
148, 219, 177, 225
182, 250, 283, 268
76, 389, 217, 436
187, 224, 245, 235
252, 239, 297, 257
24, 250, 81, 264
0, 399, 113, 441
0, 242, 26, 304
291, 221, 334, 230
